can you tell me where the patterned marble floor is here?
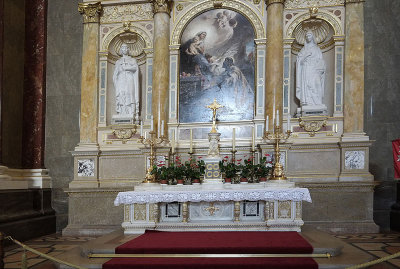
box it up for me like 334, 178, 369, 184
3, 232, 400, 268
4, 234, 95, 269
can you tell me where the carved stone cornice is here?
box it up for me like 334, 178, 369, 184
345, 0, 365, 4
152, 0, 172, 14
78, 2, 102, 23
265, 0, 285, 7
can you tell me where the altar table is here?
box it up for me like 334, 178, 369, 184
114, 183, 312, 234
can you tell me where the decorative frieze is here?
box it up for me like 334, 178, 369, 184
78, 2, 102, 23
100, 4, 153, 24
285, 0, 344, 9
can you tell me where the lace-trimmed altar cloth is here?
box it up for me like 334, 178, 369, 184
114, 188, 312, 206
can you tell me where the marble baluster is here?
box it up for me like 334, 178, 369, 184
22, 0, 47, 169
78, 2, 101, 146
265, 0, 285, 128
344, 0, 365, 135
152, 0, 171, 138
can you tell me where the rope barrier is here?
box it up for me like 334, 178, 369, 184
5, 236, 87, 269
346, 251, 400, 269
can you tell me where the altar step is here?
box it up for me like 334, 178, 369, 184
56, 227, 373, 269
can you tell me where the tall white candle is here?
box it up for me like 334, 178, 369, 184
273, 109, 275, 127
144, 131, 147, 139
232, 128, 236, 151
161, 120, 164, 136
276, 110, 280, 127
140, 120, 143, 136
171, 130, 175, 154
150, 116, 154, 131
252, 127, 255, 151
273, 95, 276, 125
190, 129, 193, 153
287, 114, 291, 131
158, 104, 161, 137
265, 115, 269, 132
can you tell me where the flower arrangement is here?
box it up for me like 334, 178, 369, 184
255, 154, 273, 181
238, 156, 255, 182
219, 156, 238, 181
184, 157, 205, 183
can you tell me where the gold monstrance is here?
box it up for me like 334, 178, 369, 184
206, 99, 223, 133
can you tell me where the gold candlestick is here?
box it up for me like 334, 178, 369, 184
264, 125, 291, 180
138, 131, 169, 183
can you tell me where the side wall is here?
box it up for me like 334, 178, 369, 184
45, 0, 82, 231
364, 0, 400, 231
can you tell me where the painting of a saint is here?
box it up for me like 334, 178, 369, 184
179, 9, 255, 123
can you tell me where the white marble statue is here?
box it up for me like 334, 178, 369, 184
113, 43, 139, 121
296, 31, 327, 115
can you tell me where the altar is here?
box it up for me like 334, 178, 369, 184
63, 0, 378, 237
115, 182, 311, 234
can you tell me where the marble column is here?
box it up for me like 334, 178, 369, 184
343, 0, 365, 135
152, 0, 171, 137
22, 0, 47, 169
265, 0, 285, 128
78, 2, 101, 147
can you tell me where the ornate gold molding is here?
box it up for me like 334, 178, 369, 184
171, 0, 266, 44
285, 0, 344, 9
152, 0, 172, 14
265, 0, 285, 7
78, 2, 102, 23
298, 117, 327, 137
101, 4, 153, 24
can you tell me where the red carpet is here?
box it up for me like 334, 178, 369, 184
103, 231, 318, 269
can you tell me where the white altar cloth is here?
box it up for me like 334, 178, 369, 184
114, 188, 312, 206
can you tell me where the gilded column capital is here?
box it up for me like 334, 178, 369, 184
345, 0, 365, 4
265, 0, 285, 7
152, 0, 172, 15
78, 2, 102, 23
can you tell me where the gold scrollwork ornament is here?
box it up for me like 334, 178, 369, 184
78, 2, 102, 23
299, 117, 327, 137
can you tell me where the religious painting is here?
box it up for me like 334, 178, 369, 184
179, 9, 255, 123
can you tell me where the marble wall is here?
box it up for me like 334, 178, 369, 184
45, 0, 82, 231
2, 0, 25, 168
364, 0, 400, 231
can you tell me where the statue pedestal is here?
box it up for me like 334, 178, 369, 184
297, 105, 328, 117
203, 132, 222, 185
111, 115, 134, 124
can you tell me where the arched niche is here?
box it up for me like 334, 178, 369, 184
283, 10, 345, 118
98, 26, 152, 126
